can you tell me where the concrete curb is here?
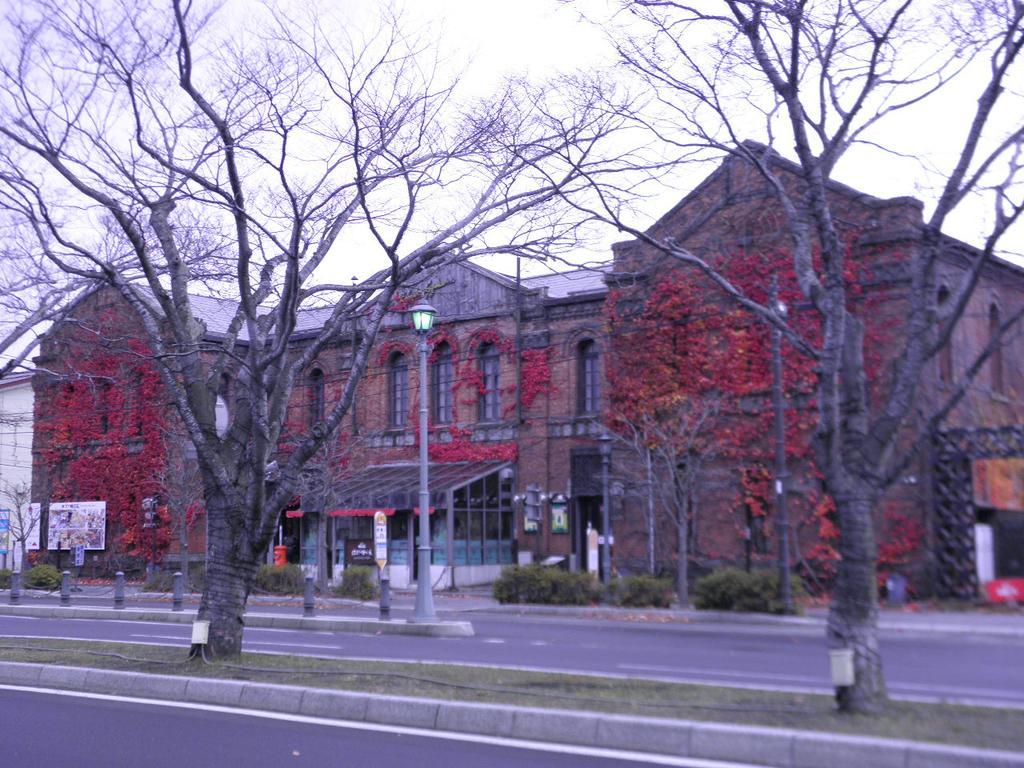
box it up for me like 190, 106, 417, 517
0, 605, 473, 638
475, 604, 1024, 639
0, 661, 1021, 767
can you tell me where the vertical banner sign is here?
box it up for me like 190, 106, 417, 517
26, 504, 41, 551
0, 509, 9, 555
74, 544, 85, 567
373, 511, 388, 570
549, 494, 568, 534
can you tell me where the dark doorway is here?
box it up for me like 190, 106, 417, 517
995, 512, 1024, 577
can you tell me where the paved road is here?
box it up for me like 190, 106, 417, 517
0, 687, 751, 768
2, 611, 1022, 706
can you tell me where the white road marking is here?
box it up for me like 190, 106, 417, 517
482, 638, 505, 644
0, 684, 764, 767
529, 640, 549, 646
243, 641, 340, 650
130, 634, 189, 641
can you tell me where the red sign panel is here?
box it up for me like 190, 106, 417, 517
986, 578, 1024, 604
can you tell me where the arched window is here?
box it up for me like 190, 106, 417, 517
215, 374, 232, 438
577, 339, 600, 414
388, 353, 408, 428
309, 369, 325, 426
937, 287, 953, 385
432, 342, 454, 424
990, 303, 1004, 394
479, 343, 500, 421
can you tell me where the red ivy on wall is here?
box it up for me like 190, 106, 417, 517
520, 348, 555, 410
37, 317, 172, 563
428, 426, 518, 463
606, 241, 886, 582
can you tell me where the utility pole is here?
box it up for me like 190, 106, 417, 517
771, 275, 793, 614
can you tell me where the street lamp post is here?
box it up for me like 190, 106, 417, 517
598, 433, 613, 585
770, 276, 793, 614
410, 302, 438, 623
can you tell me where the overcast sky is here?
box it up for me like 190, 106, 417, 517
383, 0, 1023, 276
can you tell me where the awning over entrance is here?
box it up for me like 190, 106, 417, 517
327, 507, 438, 517
328, 507, 396, 517
331, 460, 513, 511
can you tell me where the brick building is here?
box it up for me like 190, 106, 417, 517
29, 151, 1024, 595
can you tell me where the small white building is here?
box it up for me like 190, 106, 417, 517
0, 371, 35, 570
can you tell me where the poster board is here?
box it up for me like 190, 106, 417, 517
45, 501, 107, 550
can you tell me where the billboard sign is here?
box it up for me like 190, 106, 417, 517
46, 501, 107, 550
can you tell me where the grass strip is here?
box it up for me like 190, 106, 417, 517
0, 637, 1020, 752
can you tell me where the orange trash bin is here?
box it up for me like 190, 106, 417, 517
273, 545, 288, 566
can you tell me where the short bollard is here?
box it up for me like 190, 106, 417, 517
379, 570, 391, 621
9, 571, 21, 605
60, 571, 71, 606
172, 571, 184, 611
114, 571, 125, 609
303, 575, 315, 618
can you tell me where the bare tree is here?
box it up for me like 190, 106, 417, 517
613, 399, 721, 601
151, 430, 205, 593
0, 1, 636, 656
2, 481, 38, 570
291, 431, 366, 593
583, 1, 1024, 712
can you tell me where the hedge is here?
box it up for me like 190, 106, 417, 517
694, 568, 804, 614
254, 563, 305, 595
332, 566, 379, 601
492, 564, 601, 606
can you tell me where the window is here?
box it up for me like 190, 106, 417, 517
990, 303, 1004, 394
479, 343, 500, 421
937, 287, 953, 385
432, 342, 454, 424
97, 380, 112, 434
449, 472, 515, 566
577, 339, 600, 414
388, 353, 408, 428
309, 369, 325, 426
216, 376, 232, 436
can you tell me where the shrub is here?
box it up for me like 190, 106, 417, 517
255, 563, 305, 595
0, 569, 11, 589
492, 564, 601, 606
694, 568, 804, 614
612, 575, 675, 608
24, 564, 63, 590
332, 566, 379, 601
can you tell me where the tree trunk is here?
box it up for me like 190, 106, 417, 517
646, 448, 656, 575
827, 492, 886, 713
316, 511, 328, 593
178, 508, 190, 594
676, 518, 689, 606
197, 504, 260, 658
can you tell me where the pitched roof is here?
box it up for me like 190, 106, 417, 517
521, 264, 611, 298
